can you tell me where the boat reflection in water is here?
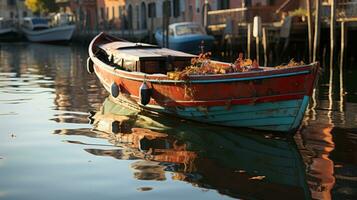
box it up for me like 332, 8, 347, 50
55, 96, 336, 199
85, 96, 314, 199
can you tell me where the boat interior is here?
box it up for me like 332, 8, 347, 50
95, 41, 197, 74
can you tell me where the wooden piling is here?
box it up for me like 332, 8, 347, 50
162, 6, 166, 47
313, 0, 321, 62
306, 0, 313, 62
162, 0, 170, 48
166, 4, 169, 48
203, 0, 209, 29
262, 27, 268, 66
247, 23, 251, 59
256, 36, 260, 65
253, 16, 262, 65
330, 0, 336, 65
340, 21, 346, 67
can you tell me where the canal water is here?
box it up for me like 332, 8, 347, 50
0, 43, 356, 200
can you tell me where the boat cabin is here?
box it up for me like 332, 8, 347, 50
52, 13, 74, 26
171, 22, 207, 36
98, 41, 196, 74
22, 17, 49, 31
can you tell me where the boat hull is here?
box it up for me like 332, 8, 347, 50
89, 33, 319, 133
0, 28, 21, 42
95, 61, 314, 132
107, 92, 309, 132
146, 95, 310, 132
22, 25, 75, 42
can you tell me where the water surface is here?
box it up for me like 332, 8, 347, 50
0, 43, 356, 200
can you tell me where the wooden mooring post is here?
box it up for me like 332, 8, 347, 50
253, 16, 262, 65
306, 0, 313, 63
262, 27, 268, 66
340, 21, 346, 67
330, 0, 336, 65
247, 23, 251, 59
337, 17, 357, 66
162, 0, 170, 48
255, 36, 260, 65
313, 0, 321, 62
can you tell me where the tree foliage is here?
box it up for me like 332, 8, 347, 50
25, 0, 58, 15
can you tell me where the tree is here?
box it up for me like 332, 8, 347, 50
25, 0, 58, 15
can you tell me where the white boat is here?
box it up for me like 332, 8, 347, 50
0, 18, 19, 41
22, 16, 75, 42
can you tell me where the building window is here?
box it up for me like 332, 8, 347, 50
218, 0, 230, 10
128, 5, 133, 29
100, 7, 105, 20
106, 7, 109, 20
23, 11, 27, 17
119, 6, 122, 17
244, 0, 252, 7
173, 0, 180, 17
135, 5, 139, 29
148, 3, 156, 18
140, 2, 147, 29
162, 0, 171, 17
268, 0, 276, 5
112, 6, 115, 18
7, 0, 15, 6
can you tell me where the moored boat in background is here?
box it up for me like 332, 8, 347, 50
88, 32, 320, 133
21, 14, 75, 43
155, 22, 214, 54
0, 18, 20, 42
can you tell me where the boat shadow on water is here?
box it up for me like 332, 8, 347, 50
53, 96, 339, 200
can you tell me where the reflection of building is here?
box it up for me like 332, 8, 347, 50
18, 43, 107, 118
295, 124, 335, 200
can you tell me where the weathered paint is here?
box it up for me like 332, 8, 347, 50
89, 33, 320, 133
143, 96, 310, 132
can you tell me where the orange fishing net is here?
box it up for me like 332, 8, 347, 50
167, 53, 305, 80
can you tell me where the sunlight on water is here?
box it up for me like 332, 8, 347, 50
0, 43, 356, 200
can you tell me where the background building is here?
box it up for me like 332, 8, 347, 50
0, 0, 32, 22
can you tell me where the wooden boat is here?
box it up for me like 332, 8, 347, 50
88, 32, 320, 133
21, 17, 75, 42
155, 22, 214, 54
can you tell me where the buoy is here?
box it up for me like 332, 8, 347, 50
86, 57, 94, 74
111, 121, 120, 134
111, 83, 120, 98
139, 82, 151, 105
